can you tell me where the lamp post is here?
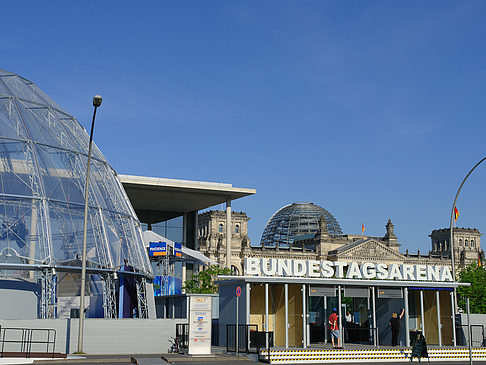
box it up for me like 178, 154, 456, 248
449, 156, 486, 282
77, 95, 102, 353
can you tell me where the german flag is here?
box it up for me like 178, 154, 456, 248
454, 206, 460, 222
361, 221, 365, 234
479, 253, 482, 267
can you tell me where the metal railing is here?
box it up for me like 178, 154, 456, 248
175, 323, 188, 349
0, 326, 56, 358
455, 325, 486, 347
225, 324, 260, 353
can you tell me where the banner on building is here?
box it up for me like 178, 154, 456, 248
149, 241, 167, 257
174, 242, 182, 257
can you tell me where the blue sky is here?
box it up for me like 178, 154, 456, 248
2, 1, 486, 252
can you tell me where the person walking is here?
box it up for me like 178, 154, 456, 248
329, 308, 341, 349
389, 308, 405, 347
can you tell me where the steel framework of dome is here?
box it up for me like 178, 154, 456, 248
260, 202, 343, 248
0, 69, 151, 319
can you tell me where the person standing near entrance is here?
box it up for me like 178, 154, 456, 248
389, 308, 405, 347
329, 308, 341, 348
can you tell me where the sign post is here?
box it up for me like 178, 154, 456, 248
236, 286, 241, 354
188, 295, 212, 355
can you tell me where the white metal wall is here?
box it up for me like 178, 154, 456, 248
0, 318, 187, 354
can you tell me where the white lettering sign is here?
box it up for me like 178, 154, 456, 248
243, 258, 454, 282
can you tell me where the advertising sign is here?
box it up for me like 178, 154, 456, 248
174, 242, 182, 257
149, 241, 167, 257
188, 295, 212, 355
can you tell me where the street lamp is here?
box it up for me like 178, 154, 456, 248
449, 156, 486, 282
448, 156, 486, 347
77, 95, 102, 353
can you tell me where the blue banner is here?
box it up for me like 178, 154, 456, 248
153, 275, 182, 296
149, 241, 167, 257
174, 242, 182, 257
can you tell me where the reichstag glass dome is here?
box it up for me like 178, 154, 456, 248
260, 202, 342, 248
0, 69, 151, 275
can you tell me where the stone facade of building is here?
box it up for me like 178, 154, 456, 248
197, 210, 484, 275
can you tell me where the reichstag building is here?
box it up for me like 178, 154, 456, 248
198, 201, 483, 274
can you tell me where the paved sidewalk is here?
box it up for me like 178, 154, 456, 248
25, 352, 256, 365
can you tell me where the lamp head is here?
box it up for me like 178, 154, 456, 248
93, 95, 102, 107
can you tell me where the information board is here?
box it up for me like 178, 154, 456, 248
377, 288, 403, 299
344, 287, 369, 298
188, 295, 212, 355
309, 286, 336, 297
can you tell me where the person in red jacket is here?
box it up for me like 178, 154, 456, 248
329, 308, 341, 348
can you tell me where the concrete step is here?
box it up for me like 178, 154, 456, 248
260, 348, 486, 363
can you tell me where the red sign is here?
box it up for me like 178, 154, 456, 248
236, 286, 241, 297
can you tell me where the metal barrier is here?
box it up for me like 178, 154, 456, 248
175, 323, 188, 349
225, 324, 259, 353
255, 332, 274, 363
456, 325, 485, 347
0, 326, 56, 358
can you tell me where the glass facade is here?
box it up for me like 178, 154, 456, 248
260, 202, 342, 248
0, 69, 151, 277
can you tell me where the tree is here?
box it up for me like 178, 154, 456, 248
182, 265, 231, 294
457, 262, 486, 313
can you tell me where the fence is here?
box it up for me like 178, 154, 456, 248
456, 325, 486, 347
0, 326, 56, 358
175, 323, 188, 349
226, 324, 265, 353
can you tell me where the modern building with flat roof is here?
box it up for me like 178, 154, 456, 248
216, 202, 475, 348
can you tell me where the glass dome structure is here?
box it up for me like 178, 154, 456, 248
260, 202, 343, 248
0, 69, 151, 276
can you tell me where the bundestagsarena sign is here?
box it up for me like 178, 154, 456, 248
244, 258, 454, 282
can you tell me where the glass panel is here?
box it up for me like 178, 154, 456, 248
439, 290, 453, 346
423, 290, 439, 345
34, 144, 93, 205
0, 139, 42, 197
48, 200, 106, 267
0, 75, 45, 104
17, 101, 76, 152
102, 211, 148, 271
27, 83, 67, 113
0, 98, 29, 141
0, 196, 50, 271
288, 284, 303, 347
89, 159, 130, 214
55, 113, 105, 161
